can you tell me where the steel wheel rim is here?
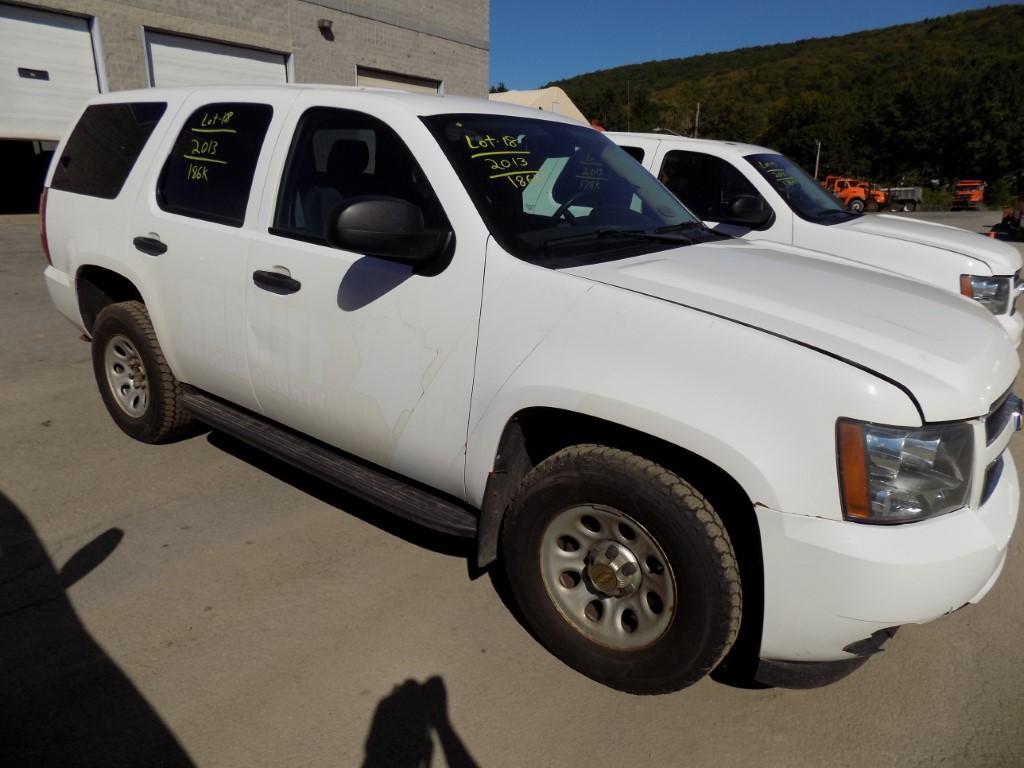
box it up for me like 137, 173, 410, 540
103, 334, 149, 418
539, 504, 676, 650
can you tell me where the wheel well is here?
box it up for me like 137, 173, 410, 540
478, 407, 764, 673
76, 266, 143, 334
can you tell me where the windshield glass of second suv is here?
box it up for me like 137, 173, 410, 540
745, 153, 856, 225
424, 114, 708, 261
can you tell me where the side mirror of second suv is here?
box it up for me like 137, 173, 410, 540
726, 194, 773, 228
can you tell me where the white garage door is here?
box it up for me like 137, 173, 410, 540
146, 32, 288, 88
356, 66, 440, 95
0, 4, 100, 140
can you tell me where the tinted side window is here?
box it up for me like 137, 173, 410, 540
273, 107, 449, 243
51, 103, 167, 199
659, 150, 765, 221
158, 102, 273, 227
621, 145, 645, 163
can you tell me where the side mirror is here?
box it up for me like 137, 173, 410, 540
727, 195, 773, 228
327, 196, 451, 263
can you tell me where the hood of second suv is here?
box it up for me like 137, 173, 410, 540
564, 239, 1018, 422
838, 214, 1022, 275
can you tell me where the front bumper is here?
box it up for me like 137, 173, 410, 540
755, 454, 1018, 662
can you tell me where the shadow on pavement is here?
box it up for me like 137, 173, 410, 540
362, 676, 479, 768
209, 432, 776, 692
207, 432, 475, 561
0, 491, 194, 767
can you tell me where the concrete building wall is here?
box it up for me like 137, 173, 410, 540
12, 0, 488, 96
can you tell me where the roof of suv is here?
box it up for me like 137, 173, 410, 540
87, 84, 587, 124
607, 131, 774, 158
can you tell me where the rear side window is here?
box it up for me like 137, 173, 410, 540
51, 102, 167, 199
157, 102, 273, 227
621, 145, 645, 163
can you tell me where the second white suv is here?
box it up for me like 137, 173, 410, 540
610, 132, 1024, 345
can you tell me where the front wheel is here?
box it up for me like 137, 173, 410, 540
501, 445, 741, 694
91, 301, 194, 444
847, 198, 865, 214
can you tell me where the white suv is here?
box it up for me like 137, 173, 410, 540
42, 86, 1021, 694
610, 132, 1024, 345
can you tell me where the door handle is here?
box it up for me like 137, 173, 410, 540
253, 269, 301, 295
133, 236, 167, 256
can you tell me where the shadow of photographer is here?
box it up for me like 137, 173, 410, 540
0, 491, 194, 766
362, 676, 479, 768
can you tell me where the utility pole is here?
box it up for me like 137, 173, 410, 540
693, 102, 700, 138
626, 79, 631, 133
814, 140, 822, 180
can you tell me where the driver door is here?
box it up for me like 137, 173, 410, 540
653, 148, 787, 242
244, 101, 486, 499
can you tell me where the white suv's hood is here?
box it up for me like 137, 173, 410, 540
840, 214, 1022, 275
565, 240, 1018, 422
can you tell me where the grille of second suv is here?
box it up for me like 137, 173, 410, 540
985, 390, 1021, 445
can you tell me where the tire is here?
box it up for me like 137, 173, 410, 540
90, 300, 194, 444
901, 201, 917, 212
501, 445, 741, 694
847, 198, 865, 214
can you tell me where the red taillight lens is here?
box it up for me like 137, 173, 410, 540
39, 187, 52, 266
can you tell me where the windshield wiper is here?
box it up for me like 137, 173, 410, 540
654, 221, 708, 235
541, 227, 694, 251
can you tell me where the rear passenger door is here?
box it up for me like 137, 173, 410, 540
131, 92, 294, 410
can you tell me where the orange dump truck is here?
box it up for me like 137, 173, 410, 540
821, 176, 887, 213
951, 179, 985, 210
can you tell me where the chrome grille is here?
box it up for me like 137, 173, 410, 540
981, 456, 1004, 506
985, 390, 1022, 445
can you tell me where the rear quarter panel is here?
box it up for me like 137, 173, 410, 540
43, 93, 188, 334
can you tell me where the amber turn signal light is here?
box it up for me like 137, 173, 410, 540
837, 420, 871, 519
959, 275, 974, 298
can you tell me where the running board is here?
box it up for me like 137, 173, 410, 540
180, 386, 478, 538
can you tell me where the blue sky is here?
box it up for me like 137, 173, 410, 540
489, 0, 1015, 89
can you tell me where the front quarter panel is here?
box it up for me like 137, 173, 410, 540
465, 241, 921, 519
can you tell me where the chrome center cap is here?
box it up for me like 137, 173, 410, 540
584, 540, 642, 598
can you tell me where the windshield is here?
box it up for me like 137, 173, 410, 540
422, 114, 706, 261
745, 153, 856, 225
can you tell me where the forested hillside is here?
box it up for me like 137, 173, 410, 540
549, 6, 1023, 185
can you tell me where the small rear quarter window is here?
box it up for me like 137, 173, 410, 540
50, 102, 167, 199
621, 145, 645, 163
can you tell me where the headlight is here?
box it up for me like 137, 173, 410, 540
837, 419, 973, 524
960, 274, 1010, 314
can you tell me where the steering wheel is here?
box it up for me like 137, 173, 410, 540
550, 188, 598, 223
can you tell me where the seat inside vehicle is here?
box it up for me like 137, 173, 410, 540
275, 107, 448, 242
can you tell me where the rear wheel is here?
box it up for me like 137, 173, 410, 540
901, 201, 916, 212
501, 445, 742, 694
847, 198, 865, 214
91, 301, 194, 444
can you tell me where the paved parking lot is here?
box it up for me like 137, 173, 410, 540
2, 211, 1023, 767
